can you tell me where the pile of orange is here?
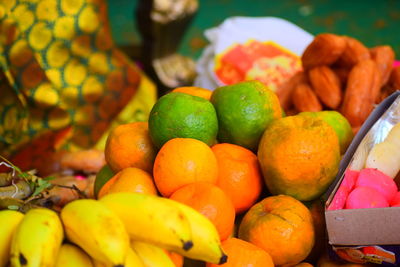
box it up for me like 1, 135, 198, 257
96, 82, 352, 266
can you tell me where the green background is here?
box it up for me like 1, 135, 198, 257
107, 0, 400, 60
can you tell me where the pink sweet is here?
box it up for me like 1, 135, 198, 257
356, 168, 398, 203
390, 191, 400, 207
328, 185, 350, 210
341, 169, 359, 191
346, 186, 389, 209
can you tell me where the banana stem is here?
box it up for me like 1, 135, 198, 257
0, 173, 12, 186
0, 178, 32, 199
0, 197, 41, 213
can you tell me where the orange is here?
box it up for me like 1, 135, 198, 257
211, 143, 263, 213
206, 238, 274, 267
170, 182, 235, 241
148, 92, 218, 149
210, 80, 282, 151
258, 115, 340, 201
172, 86, 212, 100
238, 195, 315, 266
98, 167, 157, 198
299, 111, 354, 154
105, 122, 157, 173
153, 138, 218, 197
167, 251, 183, 267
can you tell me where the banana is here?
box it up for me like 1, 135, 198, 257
92, 248, 145, 267
60, 199, 130, 266
159, 198, 227, 264
125, 247, 146, 267
99, 193, 193, 252
0, 210, 24, 267
131, 241, 176, 267
55, 243, 93, 267
10, 208, 63, 267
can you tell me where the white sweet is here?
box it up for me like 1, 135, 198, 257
365, 122, 400, 178
384, 122, 400, 147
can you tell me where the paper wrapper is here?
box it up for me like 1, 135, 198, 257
194, 17, 314, 91
326, 91, 400, 210
323, 92, 400, 266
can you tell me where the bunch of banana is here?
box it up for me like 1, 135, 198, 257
99, 192, 227, 264
0, 192, 227, 266
0, 210, 24, 267
9, 208, 63, 267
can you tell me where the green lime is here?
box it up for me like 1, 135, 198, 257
299, 111, 354, 154
148, 92, 218, 149
94, 165, 114, 199
211, 80, 282, 151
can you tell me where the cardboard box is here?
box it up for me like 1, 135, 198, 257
324, 91, 400, 266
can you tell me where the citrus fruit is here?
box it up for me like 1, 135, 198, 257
210, 80, 282, 151
104, 122, 157, 173
299, 111, 354, 154
238, 195, 315, 266
170, 182, 235, 241
211, 143, 263, 213
167, 251, 183, 267
97, 167, 157, 198
148, 92, 218, 149
258, 115, 340, 201
206, 238, 274, 267
94, 165, 114, 198
153, 138, 218, 197
172, 86, 212, 100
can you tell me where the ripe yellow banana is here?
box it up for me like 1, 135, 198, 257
125, 247, 146, 267
131, 241, 176, 267
55, 243, 93, 267
99, 193, 193, 252
60, 199, 129, 266
92, 248, 145, 267
0, 210, 24, 267
10, 208, 63, 267
160, 198, 227, 264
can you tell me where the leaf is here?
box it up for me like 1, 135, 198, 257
31, 179, 53, 197
43, 176, 55, 181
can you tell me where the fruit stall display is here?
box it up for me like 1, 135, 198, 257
0, 33, 399, 267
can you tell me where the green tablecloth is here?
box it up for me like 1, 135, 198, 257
107, 0, 400, 60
